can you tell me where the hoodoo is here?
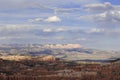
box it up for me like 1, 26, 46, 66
40, 55, 56, 62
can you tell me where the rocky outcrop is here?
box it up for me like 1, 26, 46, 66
0, 55, 31, 61
0, 55, 56, 62
40, 55, 56, 62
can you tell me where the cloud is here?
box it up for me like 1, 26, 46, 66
28, 16, 61, 23
80, 10, 120, 24
28, 18, 43, 22
0, 0, 100, 25
95, 11, 120, 23
34, 0, 99, 7
84, 2, 113, 12
44, 16, 61, 22
84, 2, 120, 12
1, 24, 120, 49
79, 2, 120, 29
86, 28, 105, 33
0, 0, 100, 11
83, 28, 120, 36
43, 28, 52, 32
55, 28, 67, 32
42, 28, 67, 33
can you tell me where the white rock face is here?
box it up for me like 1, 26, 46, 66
0, 55, 56, 62
40, 55, 56, 62
43, 44, 82, 49
0, 56, 31, 61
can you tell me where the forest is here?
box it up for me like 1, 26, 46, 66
0, 58, 120, 80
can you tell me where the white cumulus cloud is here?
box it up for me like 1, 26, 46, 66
44, 16, 61, 23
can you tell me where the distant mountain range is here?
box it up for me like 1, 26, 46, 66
0, 44, 119, 62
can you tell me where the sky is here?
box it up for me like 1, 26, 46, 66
0, 0, 120, 50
